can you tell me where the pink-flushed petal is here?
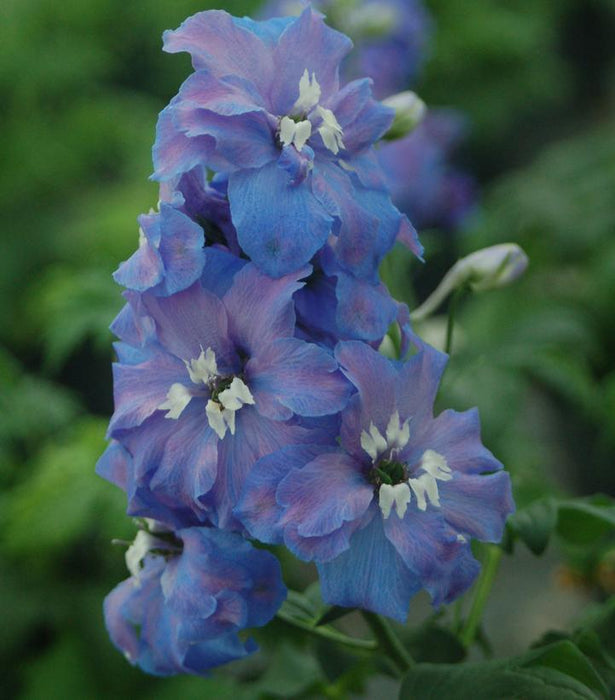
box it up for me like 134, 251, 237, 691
176, 71, 266, 116
109, 349, 187, 434
439, 471, 514, 542
163, 10, 274, 98
247, 337, 351, 420
270, 8, 352, 114
406, 408, 504, 476
222, 263, 310, 355
140, 283, 236, 370
277, 451, 374, 539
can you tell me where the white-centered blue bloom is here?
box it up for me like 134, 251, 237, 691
152, 7, 421, 279
104, 524, 286, 676
103, 262, 351, 530
236, 340, 514, 621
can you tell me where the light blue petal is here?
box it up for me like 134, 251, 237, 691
319, 513, 420, 622
228, 163, 333, 278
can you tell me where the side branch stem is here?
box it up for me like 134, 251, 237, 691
459, 544, 502, 648
361, 611, 414, 675
276, 608, 377, 652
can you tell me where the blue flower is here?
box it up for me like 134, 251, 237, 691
294, 248, 405, 346
237, 340, 514, 621
152, 7, 420, 278
104, 524, 286, 676
261, 0, 432, 99
113, 203, 206, 296
105, 262, 350, 529
378, 111, 477, 232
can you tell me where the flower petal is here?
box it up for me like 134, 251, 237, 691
247, 337, 351, 420
222, 262, 309, 355
440, 471, 514, 542
318, 513, 420, 622
228, 162, 333, 278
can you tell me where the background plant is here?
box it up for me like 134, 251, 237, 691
1, 0, 615, 697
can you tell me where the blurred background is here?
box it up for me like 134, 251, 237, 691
1, 0, 614, 697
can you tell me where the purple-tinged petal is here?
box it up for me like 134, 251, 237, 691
335, 341, 398, 435
174, 105, 277, 172
406, 408, 504, 476
395, 343, 448, 429
277, 451, 373, 540
247, 337, 351, 420
96, 440, 130, 491
270, 8, 352, 114
313, 162, 405, 280
207, 406, 327, 530
110, 296, 156, 348
228, 163, 333, 278
109, 349, 187, 433
326, 78, 393, 153
335, 272, 397, 341
140, 284, 236, 370
163, 11, 275, 97
396, 215, 424, 260
318, 512, 420, 622
440, 471, 514, 542
175, 70, 266, 116
113, 238, 164, 292
222, 263, 309, 355
156, 205, 206, 295
152, 105, 219, 182
383, 508, 480, 606
283, 518, 363, 562
120, 404, 218, 521
235, 444, 336, 544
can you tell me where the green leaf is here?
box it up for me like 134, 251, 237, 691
508, 497, 558, 555
399, 641, 607, 700
252, 644, 324, 698
557, 496, 615, 545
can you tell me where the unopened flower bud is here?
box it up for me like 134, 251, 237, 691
382, 91, 427, 141
411, 244, 528, 321
458, 243, 529, 292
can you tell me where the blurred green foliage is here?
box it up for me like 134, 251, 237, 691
1, 0, 615, 697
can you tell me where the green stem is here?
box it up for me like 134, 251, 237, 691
459, 544, 502, 648
361, 611, 414, 675
445, 286, 465, 355
276, 608, 377, 652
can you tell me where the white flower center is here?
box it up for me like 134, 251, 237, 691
278, 69, 345, 155
362, 413, 453, 519
361, 411, 411, 462
157, 347, 254, 440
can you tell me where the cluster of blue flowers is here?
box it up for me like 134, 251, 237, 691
98, 5, 513, 677
260, 0, 475, 232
